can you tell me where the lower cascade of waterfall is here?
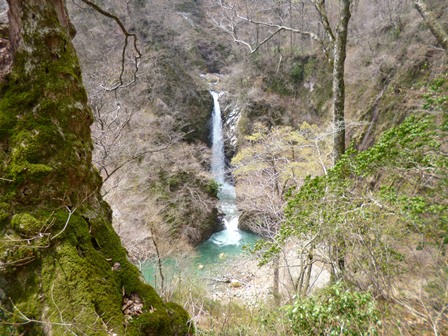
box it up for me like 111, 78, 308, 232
210, 183, 240, 245
195, 185, 258, 266
204, 182, 253, 247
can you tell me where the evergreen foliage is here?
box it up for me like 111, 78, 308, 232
255, 78, 447, 333
285, 281, 380, 335
261, 77, 447, 259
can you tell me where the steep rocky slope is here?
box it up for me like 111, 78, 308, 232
204, 0, 447, 152
67, 0, 234, 260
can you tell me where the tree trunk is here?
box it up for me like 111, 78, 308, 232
302, 252, 313, 296
414, 0, 448, 51
0, 1, 190, 335
331, 240, 346, 281
332, 0, 351, 163
273, 253, 281, 305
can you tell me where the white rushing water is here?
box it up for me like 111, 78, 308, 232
210, 91, 225, 184
209, 91, 241, 245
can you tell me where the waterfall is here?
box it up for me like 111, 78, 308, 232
210, 91, 225, 184
209, 91, 241, 245
141, 88, 259, 278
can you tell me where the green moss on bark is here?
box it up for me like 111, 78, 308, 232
10, 213, 43, 235
0, 1, 191, 335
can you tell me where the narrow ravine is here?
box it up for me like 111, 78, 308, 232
142, 90, 257, 284
141, 88, 328, 305
195, 91, 257, 266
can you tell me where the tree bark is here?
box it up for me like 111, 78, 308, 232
273, 253, 280, 305
0, 1, 190, 335
332, 0, 351, 163
302, 252, 313, 296
413, 0, 448, 51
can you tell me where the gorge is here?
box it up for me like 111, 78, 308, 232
142, 90, 258, 284
0, 0, 447, 335
195, 91, 258, 264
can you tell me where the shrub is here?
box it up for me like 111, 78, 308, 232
285, 281, 380, 336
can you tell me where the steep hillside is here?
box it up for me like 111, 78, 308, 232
195, 0, 447, 334
192, 1, 446, 244
203, 0, 447, 151
67, 0, 235, 259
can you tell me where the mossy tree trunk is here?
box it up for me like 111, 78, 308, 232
0, 1, 191, 335
413, 0, 448, 51
331, 0, 350, 164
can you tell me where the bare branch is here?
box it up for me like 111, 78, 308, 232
50, 206, 74, 241
309, 0, 335, 43
236, 14, 322, 42
314, 139, 328, 175
79, 0, 142, 91
51, 190, 97, 241
210, 1, 322, 55
102, 142, 177, 183
237, 17, 321, 54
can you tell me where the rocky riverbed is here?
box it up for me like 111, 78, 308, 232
196, 248, 331, 306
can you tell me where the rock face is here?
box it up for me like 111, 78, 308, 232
219, 92, 241, 161
0, 1, 191, 335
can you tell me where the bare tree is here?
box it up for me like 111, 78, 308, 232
232, 123, 331, 300
209, 0, 355, 163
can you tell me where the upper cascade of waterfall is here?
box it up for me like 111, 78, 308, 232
210, 91, 225, 184
208, 90, 242, 245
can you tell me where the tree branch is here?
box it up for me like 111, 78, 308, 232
310, 0, 335, 43
235, 14, 322, 54
210, 2, 322, 55
413, 0, 448, 51
79, 0, 142, 90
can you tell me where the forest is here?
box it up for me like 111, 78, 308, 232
0, 0, 447, 335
